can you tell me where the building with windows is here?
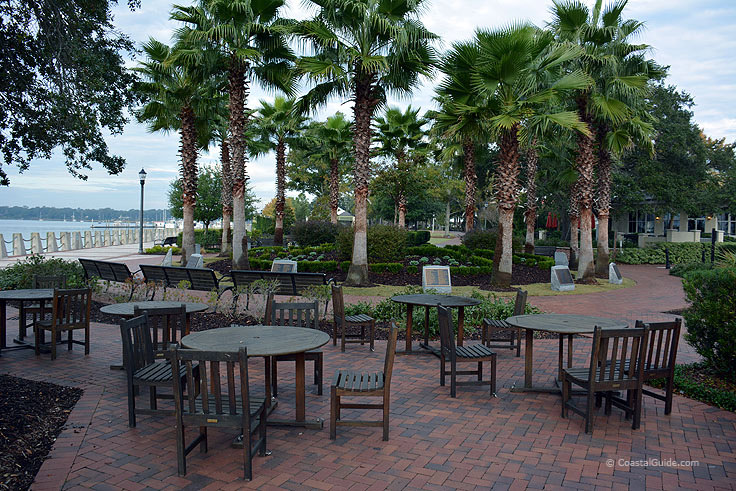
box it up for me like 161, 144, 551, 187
611, 211, 733, 247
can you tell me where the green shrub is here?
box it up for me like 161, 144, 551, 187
406, 265, 419, 274
615, 242, 736, 265
648, 363, 736, 412
535, 237, 570, 247
176, 229, 228, 249
369, 263, 403, 274
340, 260, 351, 271
248, 258, 273, 270
336, 224, 408, 262
0, 254, 86, 289
682, 267, 736, 378
292, 221, 340, 247
344, 301, 376, 317
407, 230, 431, 246
298, 260, 338, 273
145, 245, 181, 255
669, 262, 714, 278
462, 229, 522, 252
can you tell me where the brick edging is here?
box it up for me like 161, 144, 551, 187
31, 384, 104, 490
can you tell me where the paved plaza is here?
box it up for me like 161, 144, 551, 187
0, 261, 734, 490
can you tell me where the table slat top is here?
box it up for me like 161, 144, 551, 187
0, 289, 55, 301
180, 326, 330, 357
505, 314, 628, 334
99, 301, 209, 317
390, 294, 481, 308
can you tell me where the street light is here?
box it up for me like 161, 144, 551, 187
138, 168, 147, 253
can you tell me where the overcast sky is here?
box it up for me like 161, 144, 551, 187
1, 0, 734, 212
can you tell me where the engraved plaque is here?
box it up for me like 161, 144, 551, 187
422, 265, 452, 293
271, 260, 297, 273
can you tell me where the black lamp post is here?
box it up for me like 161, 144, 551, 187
138, 168, 147, 253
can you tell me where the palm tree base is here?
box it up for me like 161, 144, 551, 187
344, 263, 370, 286
491, 271, 512, 287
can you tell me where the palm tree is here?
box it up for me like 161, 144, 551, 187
295, 0, 438, 286
374, 106, 428, 228
317, 113, 353, 223
173, 0, 295, 269
218, 129, 233, 255
549, 0, 659, 280
430, 41, 487, 232
473, 24, 591, 286
523, 138, 539, 253
249, 96, 306, 245
134, 38, 216, 264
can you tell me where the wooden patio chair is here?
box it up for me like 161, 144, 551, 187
170, 346, 268, 480
332, 284, 375, 352
562, 325, 648, 434
133, 304, 187, 357
268, 298, 323, 396
21, 275, 68, 341
34, 288, 91, 360
438, 305, 497, 398
120, 313, 199, 427
330, 323, 398, 441
481, 289, 527, 357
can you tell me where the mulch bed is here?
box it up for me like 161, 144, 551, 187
0, 375, 82, 491
208, 259, 549, 291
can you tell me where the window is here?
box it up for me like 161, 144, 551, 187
628, 211, 655, 233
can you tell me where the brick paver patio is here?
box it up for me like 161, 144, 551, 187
1, 265, 734, 490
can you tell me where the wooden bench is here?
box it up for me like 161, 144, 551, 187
139, 264, 232, 305
79, 258, 140, 300
154, 236, 178, 247
533, 246, 557, 257
230, 270, 332, 311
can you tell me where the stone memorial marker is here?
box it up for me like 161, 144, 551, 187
271, 259, 298, 273
194, 243, 201, 254
554, 251, 569, 267
422, 265, 452, 294
161, 248, 173, 267
551, 265, 575, 291
609, 262, 623, 285
186, 253, 204, 269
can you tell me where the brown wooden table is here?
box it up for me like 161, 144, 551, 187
181, 325, 330, 429
390, 294, 481, 353
0, 289, 55, 354
100, 301, 208, 369
505, 314, 628, 393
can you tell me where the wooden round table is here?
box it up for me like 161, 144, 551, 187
100, 300, 208, 333
0, 289, 54, 352
391, 294, 481, 353
181, 326, 330, 428
505, 314, 628, 393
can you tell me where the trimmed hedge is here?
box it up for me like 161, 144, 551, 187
616, 242, 736, 265
0, 254, 86, 289
176, 229, 228, 248
336, 225, 408, 262
669, 262, 714, 277
369, 263, 404, 274
292, 221, 340, 247
682, 267, 736, 377
407, 230, 431, 246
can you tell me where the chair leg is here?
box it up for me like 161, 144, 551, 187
176, 423, 186, 476
382, 397, 390, 441
34, 326, 41, 356
477, 361, 482, 381
585, 388, 595, 434
85, 324, 90, 355
51, 328, 57, 360
604, 391, 613, 415
244, 424, 252, 481
491, 355, 497, 396
150, 387, 158, 410
370, 320, 375, 352
360, 325, 365, 345
127, 380, 137, 428
633, 387, 643, 430
440, 355, 445, 386
199, 427, 208, 453
271, 359, 278, 398
258, 404, 267, 456
515, 328, 521, 357
562, 377, 569, 418
450, 360, 457, 398
664, 376, 674, 415
68, 330, 73, 350
316, 354, 323, 395
341, 323, 346, 352
330, 386, 337, 440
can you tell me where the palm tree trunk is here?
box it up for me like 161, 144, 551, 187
229, 58, 250, 269
274, 138, 286, 246
345, 74, 376, 286
595, 126, 612, 276
445, 199, 451, 237
329, 157, 339, 224
398, 193, 406, 228
179, 105, 198, 265
220, 139, 233, 255
569, 180, 580, 268
575, 95, 596, 281
463, 139, 476, 232
492, 125, 521, 286
524, 139, 538, 253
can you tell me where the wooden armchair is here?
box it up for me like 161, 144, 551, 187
637, 319, 682, 414
562, 325, 648, 433
21, 275, 67, 340
268, 298, 323, 396
133, 304, 187, 357
330, 323, 398, 441
438, 305, 497, 398
481, 289, 527, 357
170, 346, 268, 480
34, 288, 91, 360
120, 313, 198, 427
332, 285, 375, 352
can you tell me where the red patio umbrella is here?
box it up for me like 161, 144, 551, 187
545, 212, 553, 228
551, 214, 558, 229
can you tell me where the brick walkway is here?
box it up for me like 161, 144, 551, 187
0, 266, 734, 490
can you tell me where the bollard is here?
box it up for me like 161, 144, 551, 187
701, 248, 706, 263
31, 233, 42, 254
0, 234, 7, 258
665, 246, 671, 269
60, 232, 71, 251
84, 231, 93, 248
103, 230, 111, 247
94, 231, 102, 247
13, 233, 26, 256
711, 232, 716, 263
72, 232, 82, 250
46, 232, 58, 252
